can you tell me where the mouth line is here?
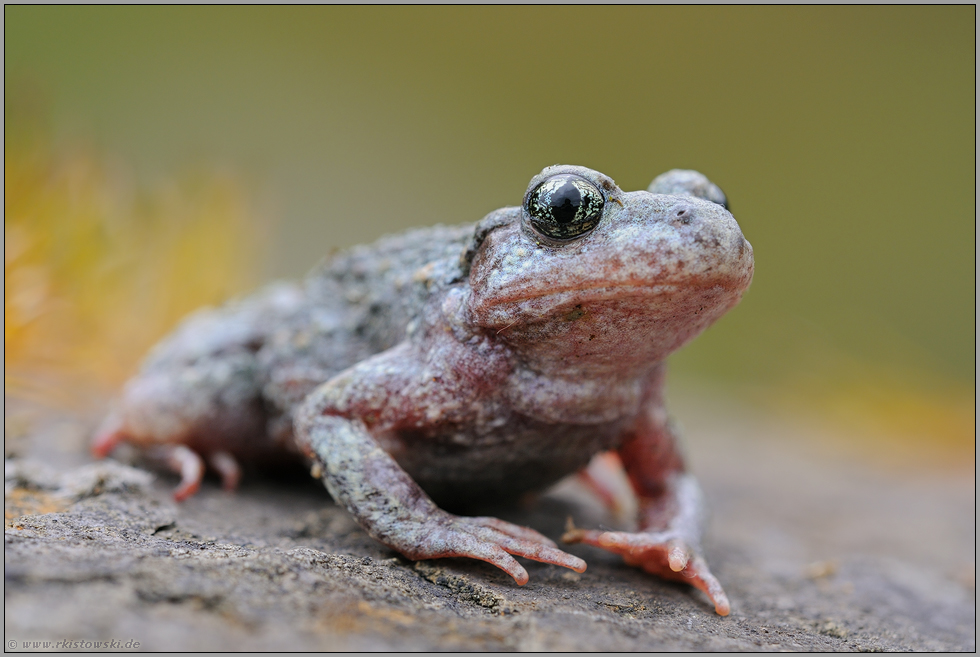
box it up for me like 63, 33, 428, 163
484, 281, 683, 307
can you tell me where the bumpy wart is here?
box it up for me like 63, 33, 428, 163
524, 174, 605, 241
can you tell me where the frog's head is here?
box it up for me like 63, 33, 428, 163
462, 165, 754, 378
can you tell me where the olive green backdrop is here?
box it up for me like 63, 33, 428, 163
5, 6, 974, 396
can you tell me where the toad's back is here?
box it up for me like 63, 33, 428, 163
304, 223, 473, 355
257, 224, 474, 413
105, 224, 476, 463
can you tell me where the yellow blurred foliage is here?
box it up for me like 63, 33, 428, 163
771, 370, 975, 472
5, 117, 265, 408
824, 383, 973, 451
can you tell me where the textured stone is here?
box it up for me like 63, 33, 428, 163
4, 401, 974, 651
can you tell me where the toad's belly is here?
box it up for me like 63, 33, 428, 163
390, 415, 628, 511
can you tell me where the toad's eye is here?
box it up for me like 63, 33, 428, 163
524, 174, 604, 241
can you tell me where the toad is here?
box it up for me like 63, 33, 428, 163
93, 165, 753, 615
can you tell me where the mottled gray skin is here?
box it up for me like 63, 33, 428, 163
95, 165, 753, 615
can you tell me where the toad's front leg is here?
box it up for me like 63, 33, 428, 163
294, 346, 586, 584
564, 374, 730, 615
565, 471, 729, 615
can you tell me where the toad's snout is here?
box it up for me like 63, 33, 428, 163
634, 194, 754, 295
668, 201, 698, 226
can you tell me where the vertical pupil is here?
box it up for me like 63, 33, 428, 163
550, 182, 582, 225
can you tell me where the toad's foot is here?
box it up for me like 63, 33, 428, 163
162, 445, 205, 502
298, 404, 587, 587
563, 528, 730, 615
401, 513, 587, 586
152, 445, 243, 501
94, 419, 240, 502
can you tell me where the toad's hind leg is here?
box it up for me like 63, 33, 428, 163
160, 448, 242, 500
577, 451, 636, 521
161, 445, 206, 502
92, 352, 269, 501
208, 451, 242, 492
92, 418, 127, 459
93, 285, 307, 500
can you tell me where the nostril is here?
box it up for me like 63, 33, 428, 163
675, 209, 692, 225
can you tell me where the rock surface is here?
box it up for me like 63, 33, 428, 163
4, 396, 975, 651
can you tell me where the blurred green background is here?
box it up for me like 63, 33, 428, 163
4, 6, 974, 446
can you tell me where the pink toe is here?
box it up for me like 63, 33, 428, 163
166, 445, 205, 502
92, 427, 126, 459
208, 451, 241, 492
